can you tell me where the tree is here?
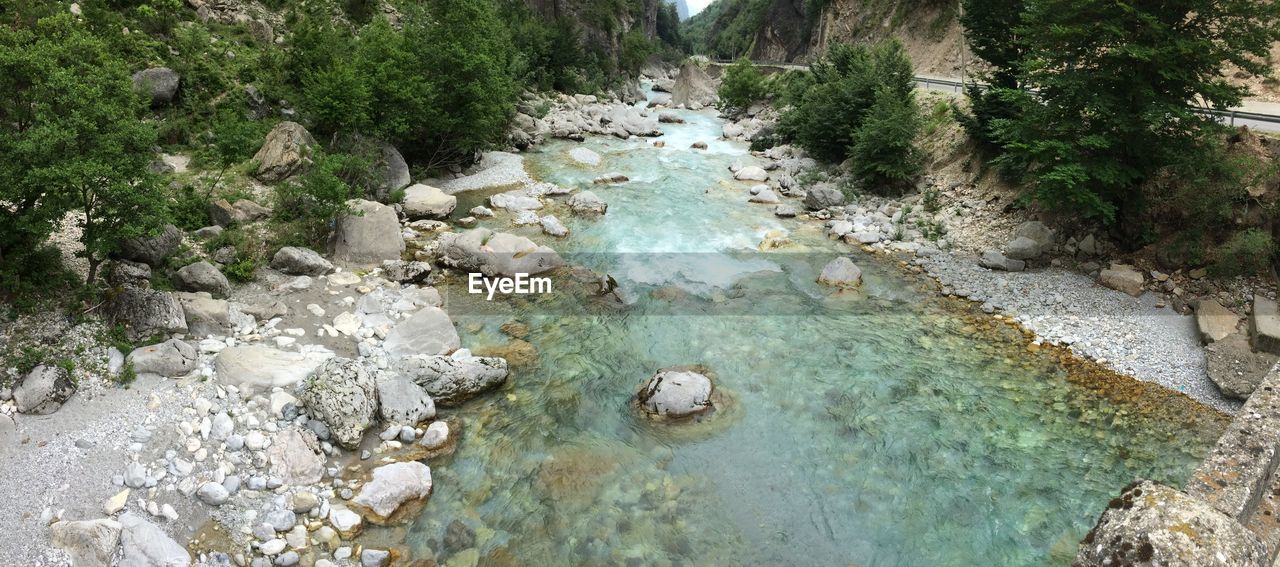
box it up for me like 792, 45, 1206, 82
849, 86, 922, 192
0, 13, 166, 285
957, 0, 1026, 146
717, 57, 766, 115
993, 0, 1280, 222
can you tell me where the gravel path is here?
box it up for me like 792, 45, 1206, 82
915, 250, 1240, 413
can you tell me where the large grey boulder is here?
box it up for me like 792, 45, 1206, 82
393, 354, 508, 407
118, 512, 191, 567
49, 518, 122, 567
1205, 334, 1277, 400
1099, 264, 1145, 297
1014, 221, 1055, 250
401, 184, 457, 219
174, 292, 230, 337
106, 260, 152, 289
382, 306, 460, 358
488, 190, 543, 212
375, 373, 436, 424
254, 121, 315, 182
381, 260, 431, 284
330, 199, 404, 265
127, 339, 197, 377
1075, 480, 1267, 566
436, 228, 565, 277
214, 345, 329, 398
267, 428, 326, 485
131, 67, 180, 106
299, 358, 380, 449
734, 166, 768, 182
107, 288, 188, 340
816, 257, 863, 288
116, 224, 182, 267
174, 261, 230, 298
671, 61, 718, 107
803, 185, 845, 210
979, 250, 1025, 272
1003, 236, 1041, 261
374, 144, 411, 201
1196, 299, 1239, 344
1250, 295, 1280, 355
568, 147, 602, 166
13, 365, 74, 415
208, 198, 272, 227
271, 247, 333, 276
635, 366, 715, 419
567, 191, 608, 216
351, 461, 433, 524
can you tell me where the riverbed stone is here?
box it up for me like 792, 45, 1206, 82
636, 366, 715, 419
351, 461, 433, 524
671, 60, 717, 107
817, 257, 863, 288
748, 189, 781, 204
49, 518, 122, 567
330, 199, 404, 265
254, 121, 315, 182
437, 228, 565, 277
393, 354, 509, 407
568, 147, 601, 166
734, 166, 768, 182
13, 365, 75, 415
489, 190, 543, 211
376, 373, 436, 424
174, 292, 230, 337
382, 306, 460, 358
214, 345, 329, 397
174, 261, 231, 298
119, 512, 191, 566
979, 250, 1024, 272
1196, 299, 1240, 344
299, 358, 380, 449
271, 247, 333, 276
1003, 236, 1041, 261
401, 184, 457, 219
803, 185, 845, 210
1205, 333, 1277, 399
541, 215, 569, 237
116, 224, 182, 267
1250, 295, 1280, 355
568, 191, 608, 215
1099, 264, 1144, 297
267, 428, 326, 485
127, 339, 198, 377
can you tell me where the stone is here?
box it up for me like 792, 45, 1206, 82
208, 198, 272, 226
267, 428, 326, 485
174, 292, 230, 338
1014, 221, 1055, 249
118, 512, 191, 566
360, 549, 391, 567
658, 112, 685, 124
264, 509, 297, 532
131, 67, 180, 106
382, 306, 460, 358
49, 518, 122, 567
213, 345, 329, 398
351, 462, 433, 523
1196, 299, 1239, 344
13, 365, 75, 415
979, 250, 1025, 272
592, 173, 628, 185
275, 551, 300, 567
116, 224, 182, 267
402, 184, 457, 219
127, 339, 198, 377
328, 506, 363, 538
1099, 264, 1145, 297
568, 147, 602, 166
381, 260, 431, 284
260, 539, 287, 555
568, 191, 608, 215
376, 373, 436, 424
289, 492, 319, 514
271, 247, 333, 276
816, 257, 862, 288
733, 166, 768, 182
1075, 481, 1267, 566
748, 189, 781, 204
106, 260, 152, 288
1003, 236, 1041, 261
774, 204, 798, 218
469, 206, 494, 217
330, 199, 405, 265
488, 189, 543, 212
671, 60, 718, 107
540, 215, 569, 237
299, 358, 380, 449
174, 261, 231, 298
436, 228, 564, 277
1205, 333, 1278, 400
636, 366, 714, 419
197, 481, 230, 506
803, 185, 845, 210
104, 489, 130, 515
419, 421, 449, 450
193, 225, 223, 240
254, 122, 315, 182
374, 144, 411, 201
1078, 233, 1098, 256
1250, 295, 1280, 355
393, 354, 509, 407
690, 141, 707, 150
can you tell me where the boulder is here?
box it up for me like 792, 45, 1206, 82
127, 339, 197, 377
734, 166, 768, 182
105, 260, 151, 289
1003, 236, 1041, 261
106, 288, 187, 339
748, 189, 781, 204
979, 250, 1025, 272
1075, 480, 1267, 566
267, 428, 326, 485
540, 215, 569, 237
690, 141, 708, 150
671, 61, 718, 107
118, 512, 191, 567
174, 261, 230, 298
817, 257, 863, 288
568, 191, 608, 215
658, 112, 685, 124
330, 199, 405, 265
568, 147, 602, 166
1205, 333, 1278, 399
131, 67, 180, 106
49, 518, 122, 567
635, 366, 715, 419
436, 228, 565, 277
351, 462, 433, 524
401, 184, 457, 220
13, 365, 74, 415
1099, 264, 1145, 297
374, 144, 411, 201
382, 306, 460, 358
271, 247, 333, 276
1195, 299, 1239, 344
254, 121, 315, 182
298, 358, 380, 449
213, 345, 329, 397
174, 292, 230, 337
381, 260, 431, 284
593, 173, 629, 185
376, 373, 436, 424
488, 190, 543, 211
1250, 295, 1280, 355
208, 198, 272, 227
803, 185, 845, 210
115, 224, 182, 267
1014, 221, 1055, 249
393, 354, 508, 407
774, 204, 798, 217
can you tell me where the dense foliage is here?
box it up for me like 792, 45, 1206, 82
683, 0, 769, 59
716, 57, 767, 114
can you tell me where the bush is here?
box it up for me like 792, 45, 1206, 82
848, 86, 922, 192
1211, 229, 1275, 278
717, 57, 767, 115
274, 151, 367, 246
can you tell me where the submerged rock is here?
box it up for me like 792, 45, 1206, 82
568, 191, 608, 216
635, 365, 722, 421
351, 462, 432, 524
817, 257, 863, 288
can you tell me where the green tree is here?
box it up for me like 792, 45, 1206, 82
0, 13, 166, 285
849, 86, 922, 192
717, 57, 766, 114
956, 0, 1026, 146
993, 0, 1280, 222
302, 57, 372, 138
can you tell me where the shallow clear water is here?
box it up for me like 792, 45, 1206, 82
398, 103, 1227, 566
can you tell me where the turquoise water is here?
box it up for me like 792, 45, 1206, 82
397, 102, 1226, 566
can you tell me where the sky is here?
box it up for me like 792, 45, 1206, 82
686, 0, 713, 17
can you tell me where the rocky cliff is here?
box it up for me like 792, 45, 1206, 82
523, 0, 662, 66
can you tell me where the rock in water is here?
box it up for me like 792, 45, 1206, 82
267, 428, 326, 485
271, 246, 333, 276
436, 228, 564, 277
393, 354, 508, 407
540, 215, 569, 237
382, 306, 460, 358
817, 257, 863, 288
127, 339, 197, 377
1075, 480, 1267, 566
213, 345, 329, 397
568, 147, 602, 166
13, 365, 75, 415
351, 462, 433, 524
1099, 263, 1144, 297
488, 190, 543, 211
254, 121, 315, 182
671, 61, 718, 107
375, 373, 436, 424
174, 261, 231, 298
299, 358, 380, 449
568, 191, 608, 216
49, 518, 122, 567
635, 366, 716, 420
131, 67, 180, 106
118, 512, 191, 566
330, 199, 405, 265
401, 184, 457, 219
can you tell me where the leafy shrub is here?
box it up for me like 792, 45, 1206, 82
1211, 229, 1274, 278
222, 259, 258, 282
274, 151, 367, 246
848, 86, 922, 192
717, 57, 767, 115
